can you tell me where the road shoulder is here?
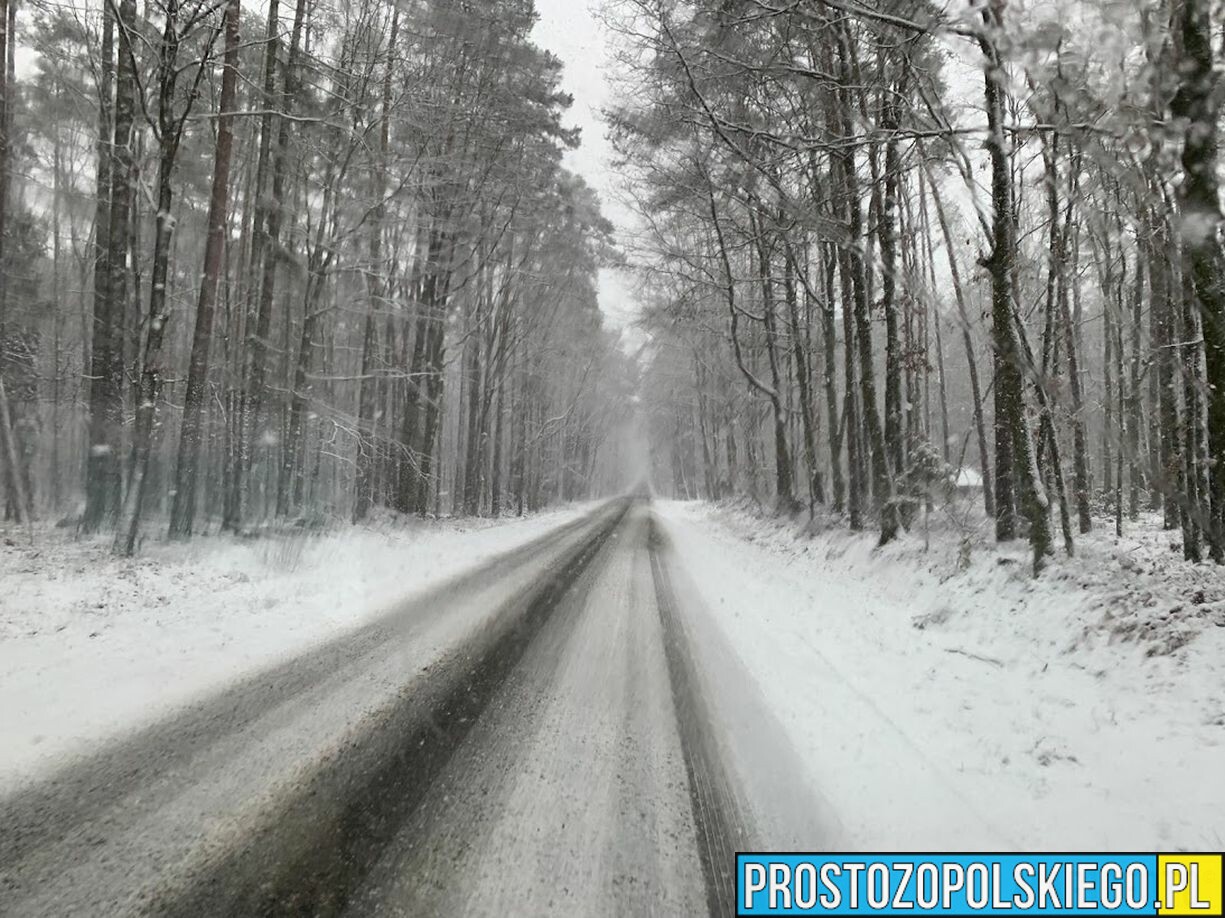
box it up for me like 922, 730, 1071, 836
653, 499, 1225, 850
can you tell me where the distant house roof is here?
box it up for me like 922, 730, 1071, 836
954, 467, 984, 488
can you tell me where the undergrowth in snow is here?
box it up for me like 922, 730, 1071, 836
656, 497, 1225, 850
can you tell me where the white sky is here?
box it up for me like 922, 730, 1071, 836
531, 0, 640, 336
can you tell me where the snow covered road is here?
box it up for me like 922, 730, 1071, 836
7, 495, 1203, 917
346, 503, 715, 916
0, 500, 784, 917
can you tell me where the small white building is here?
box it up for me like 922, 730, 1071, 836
953, 467, 984, 495
955, 467, 983, 488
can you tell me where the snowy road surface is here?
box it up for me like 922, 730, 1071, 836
0, 499, 813, 917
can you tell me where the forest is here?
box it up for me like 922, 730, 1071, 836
3, 0, 1225, 577
0, 0, 634, 553
611, 0, 1225, 574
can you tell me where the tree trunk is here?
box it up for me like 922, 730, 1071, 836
354, 9, 397, 523
1172, 0, 1225, 561
1129, 243, 1144, 520
819, 243, 845, 513
116, 2, 189, 556
82, 0, 132, 532
980, 3, 1052, 572
237, 0, 306, 527
751, 218, 798, 513
1043, 138, 1092, 534
0, 0, 22, 523
414, 235, 452, 516
1148, 207, 1180, 528
835, 27, 896, 543
836, 244, 863, 530
782, 237, 823, 512
880, 92, 904, 480
0, 377, 28, 523
170, 0, 241, 537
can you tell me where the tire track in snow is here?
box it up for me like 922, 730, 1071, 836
648, 515, 752, 918
0, 501, 627, 917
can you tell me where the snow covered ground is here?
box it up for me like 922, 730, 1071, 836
0, 506, 591, 792
655, 498, 1225, 851
5, 495, 1220, 851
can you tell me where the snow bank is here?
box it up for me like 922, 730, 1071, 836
0, 506, 593, 792
655, 499, 1225, 851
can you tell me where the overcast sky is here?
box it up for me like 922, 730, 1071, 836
530, 0, 640, 337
